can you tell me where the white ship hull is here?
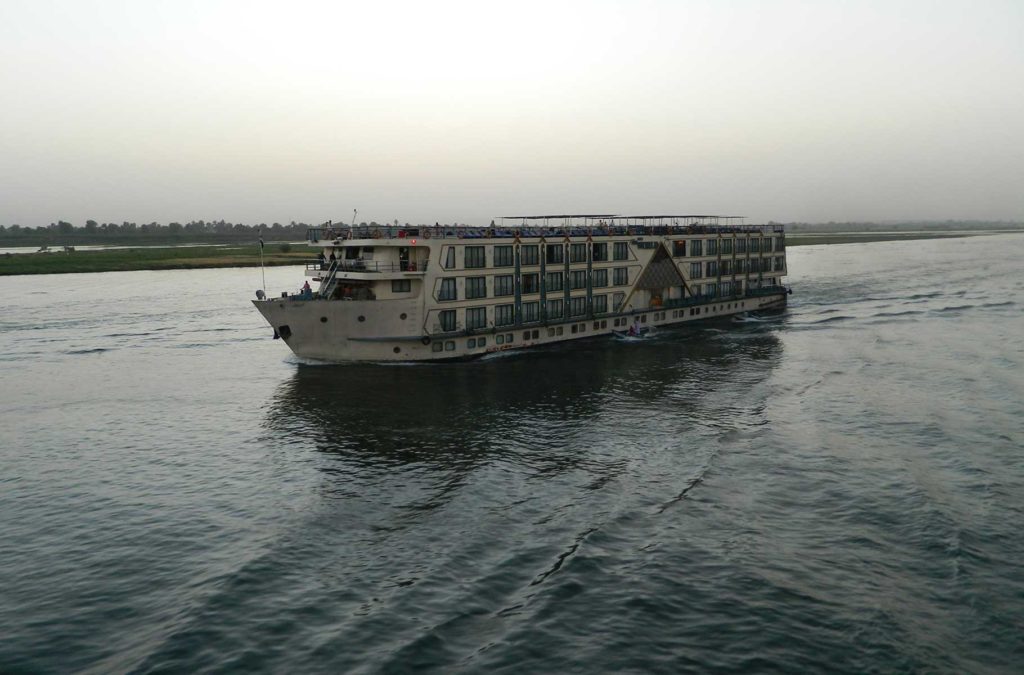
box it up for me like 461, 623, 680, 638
253, 216, 790, 362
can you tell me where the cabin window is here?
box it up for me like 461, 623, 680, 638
613, 267, 628, 286
592, 243, 608, 261
392, 280, 411, 293
736, 238, 747, 254
672, 240, 686, 257
613, 242, 629, 260
749, 259, 759, 273
345, 247, 360, 260
706, 261, 718, 277
570, 270, 587, 290
521, 245, 539, 266
570, 243, 587, 263
547, 299, 564, 319
775, 236, 785, 250
494, 274, 514, 297
495, 304, 514, 326
438, 277, 456, 301
546, 243, 564, 264
593, 295, 608, 314
690, 240, 703, 257
775, 256, 784, 271
764, 237, 773, 252
439, 310, 456, 332
442, 247, 455, 269
721, 239, 733, 255
522, 301, 539, 323
750, 238, 760, 253
569, 296, 587, 317
721, 260, 732, 275
592, 268, 608, 287
706, 239, 718, 256
466, 307, 487, 330
494, 245, 514, 267
522, 273, 539, 294
465, 246, 486, 269
465, 276, 487, 299
613, 292, 625, 311
690, 262, 702, 279
545, 271, 563, 292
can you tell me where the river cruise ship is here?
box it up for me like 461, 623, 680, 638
253, 215, 790, 361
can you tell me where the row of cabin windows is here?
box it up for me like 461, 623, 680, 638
449, 242, 631, 270
698, 257, 786, 277
437, 295, 614, 332
438, 268, 629, 301
671, 237, 782, 258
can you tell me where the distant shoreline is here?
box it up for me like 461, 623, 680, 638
0, 230, 1018, 276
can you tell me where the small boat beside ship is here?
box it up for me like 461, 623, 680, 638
252, 214, 790, 361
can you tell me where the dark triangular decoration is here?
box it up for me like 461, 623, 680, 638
635, 244, 687, 291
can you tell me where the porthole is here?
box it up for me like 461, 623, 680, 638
400, 313, 408, 320
320, 316, 328, 323
432, 341, 444, 352
358, 315, 366, 322
445, 341, 455, 351
393, 347, 401, 354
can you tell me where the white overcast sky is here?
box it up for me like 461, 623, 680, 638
1, 0, 1021, 226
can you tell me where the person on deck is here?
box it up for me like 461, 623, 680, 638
301, 280, 312, 299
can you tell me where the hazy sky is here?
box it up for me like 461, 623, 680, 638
1, 0, 1022, 226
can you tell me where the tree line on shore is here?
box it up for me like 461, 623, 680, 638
0, 219, 397, 246
2, 218, 1020, 247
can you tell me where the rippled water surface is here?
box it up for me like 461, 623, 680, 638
2, 235, 1023, 673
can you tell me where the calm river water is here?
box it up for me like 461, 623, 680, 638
2, 235, 1023, 673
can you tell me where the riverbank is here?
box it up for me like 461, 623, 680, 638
0, 245, 310, 275
1, 230, 1014, 275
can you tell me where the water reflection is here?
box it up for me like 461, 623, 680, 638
263, 322, 784, 475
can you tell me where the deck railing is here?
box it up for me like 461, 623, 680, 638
307, 223, 781, 243
306, 260, 428, 273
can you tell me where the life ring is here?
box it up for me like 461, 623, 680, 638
372, 228, 382, 239
421, 336, 431, 345
422, 229, 431, 239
